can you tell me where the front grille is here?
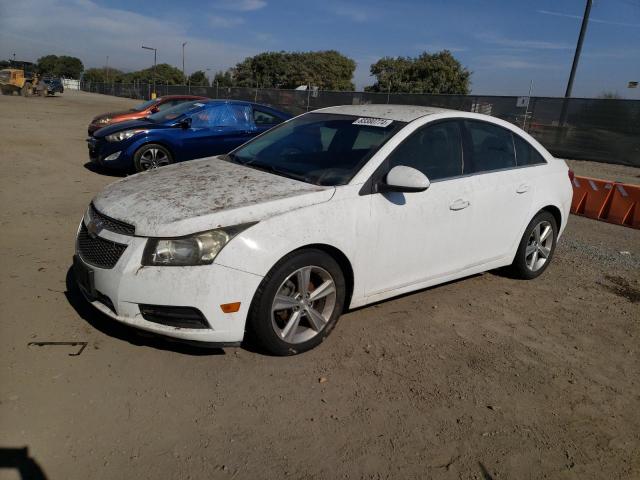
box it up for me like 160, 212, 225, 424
90, 203, 135, 235
77, 223, 127, 269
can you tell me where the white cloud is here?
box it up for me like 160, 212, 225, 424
414, 44, 468, 53
213, 0, 267, 12
329, 4, 373, 22
477, 32, 572, 50
0, 0, 256, 74
537, 9, 640, 28
208, 15, 245, 28
473, 55, 561, 70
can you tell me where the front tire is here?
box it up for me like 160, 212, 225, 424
509, 211, 558, 280
133, 143, 173, 172
247, 249, 346, 355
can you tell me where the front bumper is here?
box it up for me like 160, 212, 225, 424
73, 216, 263, 344
86, 137, 131, 169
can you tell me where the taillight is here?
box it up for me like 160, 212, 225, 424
568, 169, 575, 182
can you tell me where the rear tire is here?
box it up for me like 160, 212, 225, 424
509, 211, 558, 280
133, 144, 173, 172
247, 249, 346, 356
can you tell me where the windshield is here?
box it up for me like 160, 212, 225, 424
132, 99, 159, 112
0, 71, 10, 82
147, 101, 208, 123
228, 113, 404, 186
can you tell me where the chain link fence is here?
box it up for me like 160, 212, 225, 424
81, 81, 640, 167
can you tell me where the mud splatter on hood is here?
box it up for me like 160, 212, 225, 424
93, 156, 333, 237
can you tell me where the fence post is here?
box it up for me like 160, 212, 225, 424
526, 97, 538, 133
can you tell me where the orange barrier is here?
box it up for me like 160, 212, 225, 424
571, 175, 639, 229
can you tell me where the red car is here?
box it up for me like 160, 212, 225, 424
88, 95, 206, 136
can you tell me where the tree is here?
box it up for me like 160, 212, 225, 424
56, 55, 84, 78
188, 70, 209, 86
36, 55, 59, 75
121, 63, 184, 85
83, 67, 124, 83
212, 70, 235, 87
365, 50, 471, 94
36, 54, 84, 78
218, 50, 356, 90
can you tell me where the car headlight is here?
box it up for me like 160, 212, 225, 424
141, 223, 257, 266
105, 129, 145, 142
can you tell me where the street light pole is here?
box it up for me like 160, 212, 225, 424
106, 55, 109, 84
141, 44, 157, 99
182, 42, 187, 84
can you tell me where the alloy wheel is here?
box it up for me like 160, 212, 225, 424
271, 265, 337, 344
525, 220, 553, 272
138, 148, 170, 170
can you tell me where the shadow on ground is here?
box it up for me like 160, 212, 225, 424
0, 447, 47, 480
83, 162, 127, 178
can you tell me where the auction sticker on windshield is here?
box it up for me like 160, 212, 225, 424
352, 117, 394, 128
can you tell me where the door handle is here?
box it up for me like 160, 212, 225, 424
516, 184, 530, 194
450, 199, 470, 211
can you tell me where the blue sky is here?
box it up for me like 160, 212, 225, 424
1, 0, 639, 98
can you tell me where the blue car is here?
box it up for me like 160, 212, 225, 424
87, 100, 291, 172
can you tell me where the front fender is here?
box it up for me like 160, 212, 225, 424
213, 189, 365, 307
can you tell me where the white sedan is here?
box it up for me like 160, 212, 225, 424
74, 105, 573, 355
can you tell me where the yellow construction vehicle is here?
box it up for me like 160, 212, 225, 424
0, 62, 41, 96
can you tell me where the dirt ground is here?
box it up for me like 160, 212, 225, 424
1, 91, 639, 480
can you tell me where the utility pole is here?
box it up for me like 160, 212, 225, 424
182, 42, 188, 84
106, 55, 109, 84
141, 45, 157, 99
564, 0, 592, 98
560, 0, 592, 126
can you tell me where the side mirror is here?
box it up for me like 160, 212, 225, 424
178, 117, 192, 129
378, 165, 430, 193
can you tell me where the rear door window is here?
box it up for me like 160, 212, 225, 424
191, 104, 252, 129
157, 100, 179, 112
386, 121, 463, 181
513, 135, 546, 166
253, 108, 282, 126
464, 120, 516, 174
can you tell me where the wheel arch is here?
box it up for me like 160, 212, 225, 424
132, 140, 176, 160
538, 205, 562, 230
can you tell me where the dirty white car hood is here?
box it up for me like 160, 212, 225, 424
93, 157, 334, 237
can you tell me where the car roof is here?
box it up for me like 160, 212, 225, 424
158, 95, 206, 101
315, 104, 456, 122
